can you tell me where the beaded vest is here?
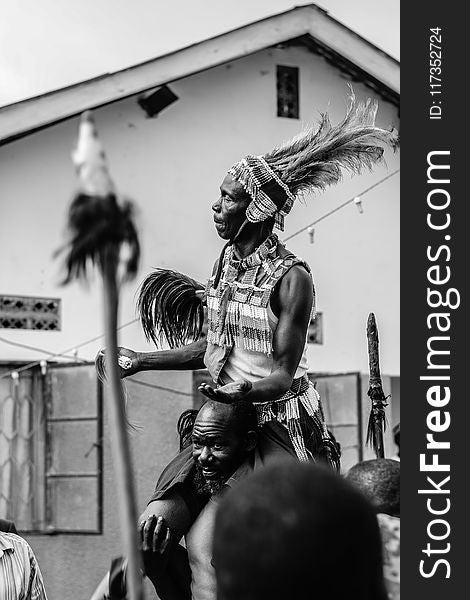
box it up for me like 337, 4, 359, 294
205, 233, 313, 356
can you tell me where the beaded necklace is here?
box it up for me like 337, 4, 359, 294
205, 234, 310, 355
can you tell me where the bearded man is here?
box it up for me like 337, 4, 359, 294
90, 399, 258, 600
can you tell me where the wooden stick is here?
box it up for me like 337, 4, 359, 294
102, 249, 144, 600
366, 312, 388, 458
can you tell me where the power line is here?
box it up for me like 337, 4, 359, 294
127, 377, 194, 397
0, 318, 139, 380
0, 335, 83, 362
282, 169, 399, 243
0, 330, 195, 398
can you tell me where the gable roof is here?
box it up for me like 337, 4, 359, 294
0, 4, 399, 145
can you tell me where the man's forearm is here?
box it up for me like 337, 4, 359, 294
244, 369, 293, 403
137, 339, 207, 372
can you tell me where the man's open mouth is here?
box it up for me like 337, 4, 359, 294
202, 468, 219, 479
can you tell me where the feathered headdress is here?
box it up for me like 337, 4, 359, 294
228, 88, 399, 231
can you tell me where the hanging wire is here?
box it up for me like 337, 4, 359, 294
0, 335, 81, 361
282, 169, 399, 243
0, 318, 139, 381
0, 329, 194, 398
127, 377, 193, 397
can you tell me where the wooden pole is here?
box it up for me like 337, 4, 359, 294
102, 250, 144, 600
61, 111, 144, 599
366, 312, 388, 458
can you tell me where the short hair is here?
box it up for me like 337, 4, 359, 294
214, 461, 387, 600
346, 458, 400, 517
177, 399, 257, 450
224, 399, 258, 436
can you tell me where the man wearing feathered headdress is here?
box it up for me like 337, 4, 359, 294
98, 89, 398, 578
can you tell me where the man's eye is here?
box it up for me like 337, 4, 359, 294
213, 444, 224, 451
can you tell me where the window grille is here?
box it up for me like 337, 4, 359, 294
0, 295, 61, 331
276, 65, 299, 119
309, 372, 363, 472
0, 363, 102, 533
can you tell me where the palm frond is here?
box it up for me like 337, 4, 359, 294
57, 193, 140, 283
137, 269, 205, 348
72, 110, 115, 198
95, 350, 141, 433
56, 110, 140, 283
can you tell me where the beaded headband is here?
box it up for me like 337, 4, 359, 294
228, 155, 295, 231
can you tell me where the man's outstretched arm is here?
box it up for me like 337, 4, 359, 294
97, 338, 207, 379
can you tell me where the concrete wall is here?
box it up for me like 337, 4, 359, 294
0, 43, 400, 377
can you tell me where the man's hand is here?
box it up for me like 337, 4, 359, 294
139, 514, 171, 555
95, 346, 139, 380
198, 379, 252, 403
139, 514, 171, 580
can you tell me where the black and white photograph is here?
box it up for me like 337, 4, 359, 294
1, 2, 410, 599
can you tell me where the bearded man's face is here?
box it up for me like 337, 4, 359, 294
191, 402, 251, 496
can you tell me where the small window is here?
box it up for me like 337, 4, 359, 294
0, 362, 102, 533
0, 295, 61, 331
276, 65, 299, 119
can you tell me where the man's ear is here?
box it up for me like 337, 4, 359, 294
244, 430, 258, 453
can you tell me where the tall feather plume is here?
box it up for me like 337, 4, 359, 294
265, 88, 399, 197
137, 269, 205, 348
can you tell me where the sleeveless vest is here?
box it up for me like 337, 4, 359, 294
205, 233, 314, 356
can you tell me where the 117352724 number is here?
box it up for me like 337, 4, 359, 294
429, 27, 442, 120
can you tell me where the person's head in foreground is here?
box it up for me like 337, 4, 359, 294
213, 461, 388, 600
346, 459, 400, 600
346, 458, 400, 517
189, 399, 258, 496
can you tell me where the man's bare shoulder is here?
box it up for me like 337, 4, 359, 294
271, 261, 313, 317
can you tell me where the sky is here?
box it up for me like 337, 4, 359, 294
0, 0, 399, 107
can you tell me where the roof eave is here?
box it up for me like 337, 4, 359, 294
0, 5, 399, 145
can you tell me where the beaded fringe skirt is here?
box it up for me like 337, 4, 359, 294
254, 375, 341, 470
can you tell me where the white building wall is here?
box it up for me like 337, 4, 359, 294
0, 44, 399, 376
